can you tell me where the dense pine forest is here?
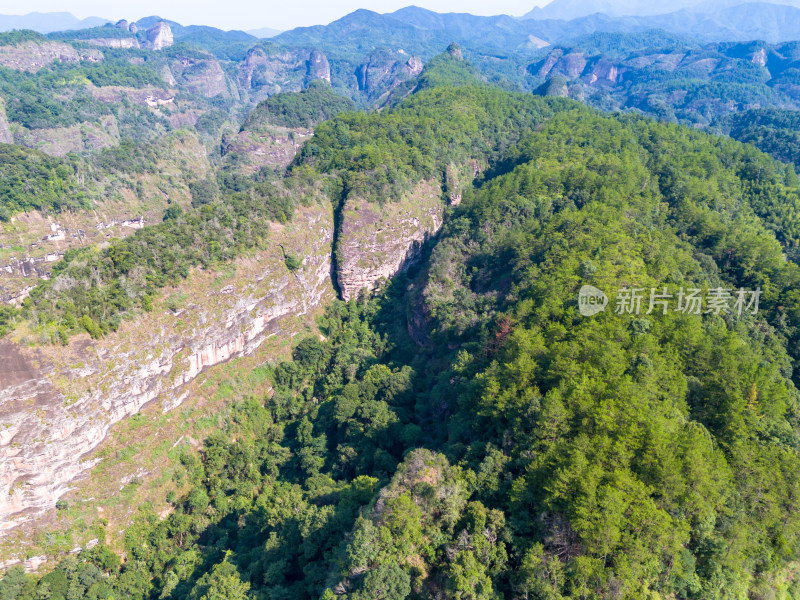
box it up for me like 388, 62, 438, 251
3, 71, 800, 598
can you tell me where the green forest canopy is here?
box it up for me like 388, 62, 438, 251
5, 84, 800, 599
244, 80, 356, 129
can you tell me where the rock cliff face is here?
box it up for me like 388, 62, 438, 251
0, 101, 12, 144
14, 116, 119, 157
0, 164, 450, 530
238, 47, 332, 100
0, 42, 102, 73
336, 180, 444, 301
169, 55, 230, 98
85, 38, 140, 49
223, 125, 313, 174
354, 51, 423, 102
306, 50, 331, 84
0, 204, 335, 531
145, 21, 174, 51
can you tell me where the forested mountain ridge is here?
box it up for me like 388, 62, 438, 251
2, 6, 800, 598
2, 74, 800, 598
528, 35, 800, 125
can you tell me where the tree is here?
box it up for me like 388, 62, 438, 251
350, 562, 411, 600
189, 560, 251, 600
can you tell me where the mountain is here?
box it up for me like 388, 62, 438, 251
100, 16, 258, 43
274, 3, 800, 59
2, 70, 800, 597
1, 3, 800, 596
247, 26, 281, 38
520, 33, 800, 133
521, 1, 800, 43
523, 0, 800, 19
274, 7, 550, 58
0, 12, 109, 33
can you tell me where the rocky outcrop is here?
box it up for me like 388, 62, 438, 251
238, 47, 331, 99
535, 49, 563, 79
354, 51, 423, 101
85, 37, 140, 49
223, 126, 313, 173
0, 42, 102, 73
169, 55, 229, 98
586, 58, 621, 84
751, 47, 768, 66
89, 84, 175, 106
0, 100, 12, 145
336, 180, 444, 301
550, 52, 587, 79
306, 50, 331, 83
145, 21, 173, 50
0, 253, 62, 279
0, 204, 335, 531
14, 116, 119, 157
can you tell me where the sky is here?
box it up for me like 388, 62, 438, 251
0, 0, 551, 32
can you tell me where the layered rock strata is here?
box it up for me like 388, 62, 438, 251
0, 204, 334, 531
336, 180, 444, 301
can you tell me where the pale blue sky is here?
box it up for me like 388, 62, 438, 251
0, 0, 550, 32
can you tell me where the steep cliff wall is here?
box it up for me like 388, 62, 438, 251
0, 203, 335, 531
169, 57, 230, 98
336, 180, 444, 301
0, 100, 12, 145
222, 125, 313, 174
84, 38, 140, 49
13, 116, 119, 157
238, 47, 332, 102
145, 22, 174, 51
0, 42, 102, 73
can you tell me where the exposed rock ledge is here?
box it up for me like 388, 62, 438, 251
0, 204, 334, 532
337, 180, 444, 301
0, 42, 102, 73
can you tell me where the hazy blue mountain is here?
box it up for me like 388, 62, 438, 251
178, 25, 255, 41
0, 11, 108, 33
273, 2, 800, 60
274, 9, 425, 54
126, 16, 257, 45
522, 0, 800, 19
247, 27, 281, 38
636, 3, 800, 43
275, 7, 553, 58
521, 2, 800, 43
132, 16, 185, 35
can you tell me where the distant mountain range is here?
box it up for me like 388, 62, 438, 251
523, 0, 800, 19
0, 11, 108, 33
273, 3, 800, 55
0, 11, 280, 39
274, 7, 550, 58
2, 0, 800, 56
525, 2, 800, 44
247, 27, 281, 39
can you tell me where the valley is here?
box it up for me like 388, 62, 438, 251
0, 2, 800, 599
